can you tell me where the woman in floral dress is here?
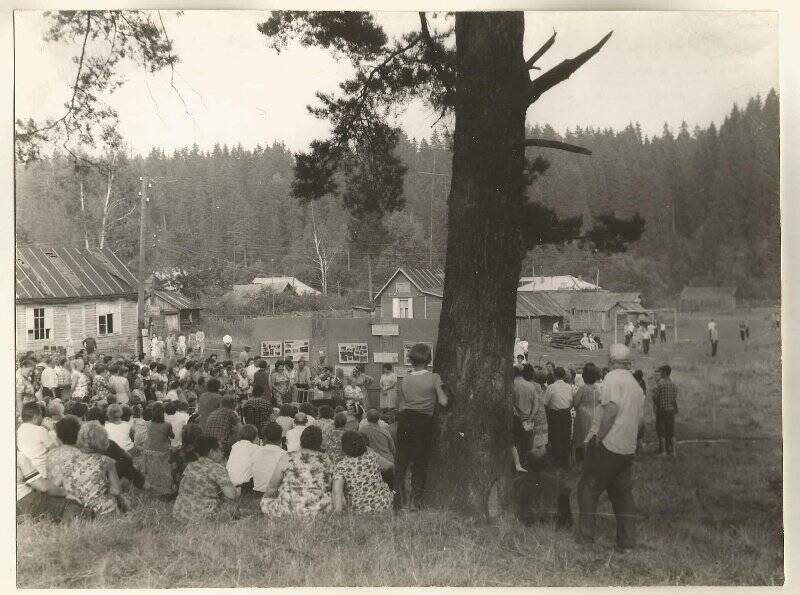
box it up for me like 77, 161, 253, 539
172, 435, 238, 523
71, 358, 91, 402
91, 363, 112, 404
260, 425, 333, 517
332, 431, 393, 513
70, 421, 122, 517
270, 361, 292, 406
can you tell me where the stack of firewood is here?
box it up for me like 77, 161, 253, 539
549, 330, 593, 350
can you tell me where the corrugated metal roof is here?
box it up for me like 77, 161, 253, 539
15, 245, 137, 302
374, 267, 445, 300
151, 289, 201, 311
543, 290, 645, 313
679, 286, 738, 300
518, 275, 600, 291
516, 292, 568, 317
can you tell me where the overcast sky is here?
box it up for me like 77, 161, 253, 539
14, 10, 778, 156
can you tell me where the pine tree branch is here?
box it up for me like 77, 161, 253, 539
527, 31, 612, 105
524, 29, 556, 70
524, 138, 592, 155
418, 12, 454, 93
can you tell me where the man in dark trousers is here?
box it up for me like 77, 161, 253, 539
252, 360, 272, 405
653, 364, 679, 456
577, 344, 644, 549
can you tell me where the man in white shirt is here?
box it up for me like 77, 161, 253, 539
40, 358, 60, 399
252, 422, 290, 496
659, 321, 667, 344
708, 319, 719, 357
245, 359, 258, 383
577, 344, 644, 549
226, 425, 261, 489
222, 334, 233, 360
640, 324, 651, 355
195, 329, 206, 356
285, 412, 308, 452
623, 321, 635, 347
17, 402, 56, 479
544, 367, 573, 468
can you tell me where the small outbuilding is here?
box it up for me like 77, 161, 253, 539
547, 290, 646, 332
146, 289, 203, 334
679, 286, 738, 312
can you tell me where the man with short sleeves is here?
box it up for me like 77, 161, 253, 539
222, 334, 233, 360
708, 319, 719, 357
577, 344, 644, 549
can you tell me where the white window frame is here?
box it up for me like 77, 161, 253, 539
26, 306, 53, 341
393, 297, 413, 319
96, 302, 121, 336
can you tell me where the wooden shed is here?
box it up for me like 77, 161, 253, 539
515, 292, 567, 343
546, 290, 646, 332
146, 289, 203, 334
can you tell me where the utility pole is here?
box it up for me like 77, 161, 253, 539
367, 255, 373, 302
347, 249, 351, 271
137, 176, 149, 356
417, 152, 450, 269
429, 151, 435, 267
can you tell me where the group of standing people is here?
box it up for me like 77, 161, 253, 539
147, 330, 205, 361
511, 344, 680, 548
623, 319, 667, 354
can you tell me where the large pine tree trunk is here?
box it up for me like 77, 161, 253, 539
428, 12, 529, 514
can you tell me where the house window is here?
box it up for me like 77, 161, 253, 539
26, 307, 53, 340
97, 302, 120, 336
393, 298, 413, 319
395, 281, 411, 294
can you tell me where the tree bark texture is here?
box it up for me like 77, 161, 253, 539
428, 12, 529, 514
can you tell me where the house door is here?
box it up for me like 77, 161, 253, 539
165, 314, 180, 332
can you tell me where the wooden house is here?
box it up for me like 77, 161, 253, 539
15, 245, 138, 355
373, 267, 445, 320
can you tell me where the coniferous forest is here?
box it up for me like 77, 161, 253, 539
15, 90, 779, 306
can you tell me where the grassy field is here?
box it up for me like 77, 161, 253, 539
16, 309, 783, 587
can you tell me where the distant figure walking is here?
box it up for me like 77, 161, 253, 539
708, 319, 719, 357
659, 321, 667, 344
739, 320, 749, 342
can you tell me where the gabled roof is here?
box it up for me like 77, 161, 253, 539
149, 289, 202, 311
251, 276, 321, 296
546, 290, 645, 313
518, 275, 600, 291
374, 267, 445, 300
680, 286, 738, 300
516, 292, 568, 318
16, 245, 137, 302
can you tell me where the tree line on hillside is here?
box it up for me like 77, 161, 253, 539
15, 90, 779, 305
